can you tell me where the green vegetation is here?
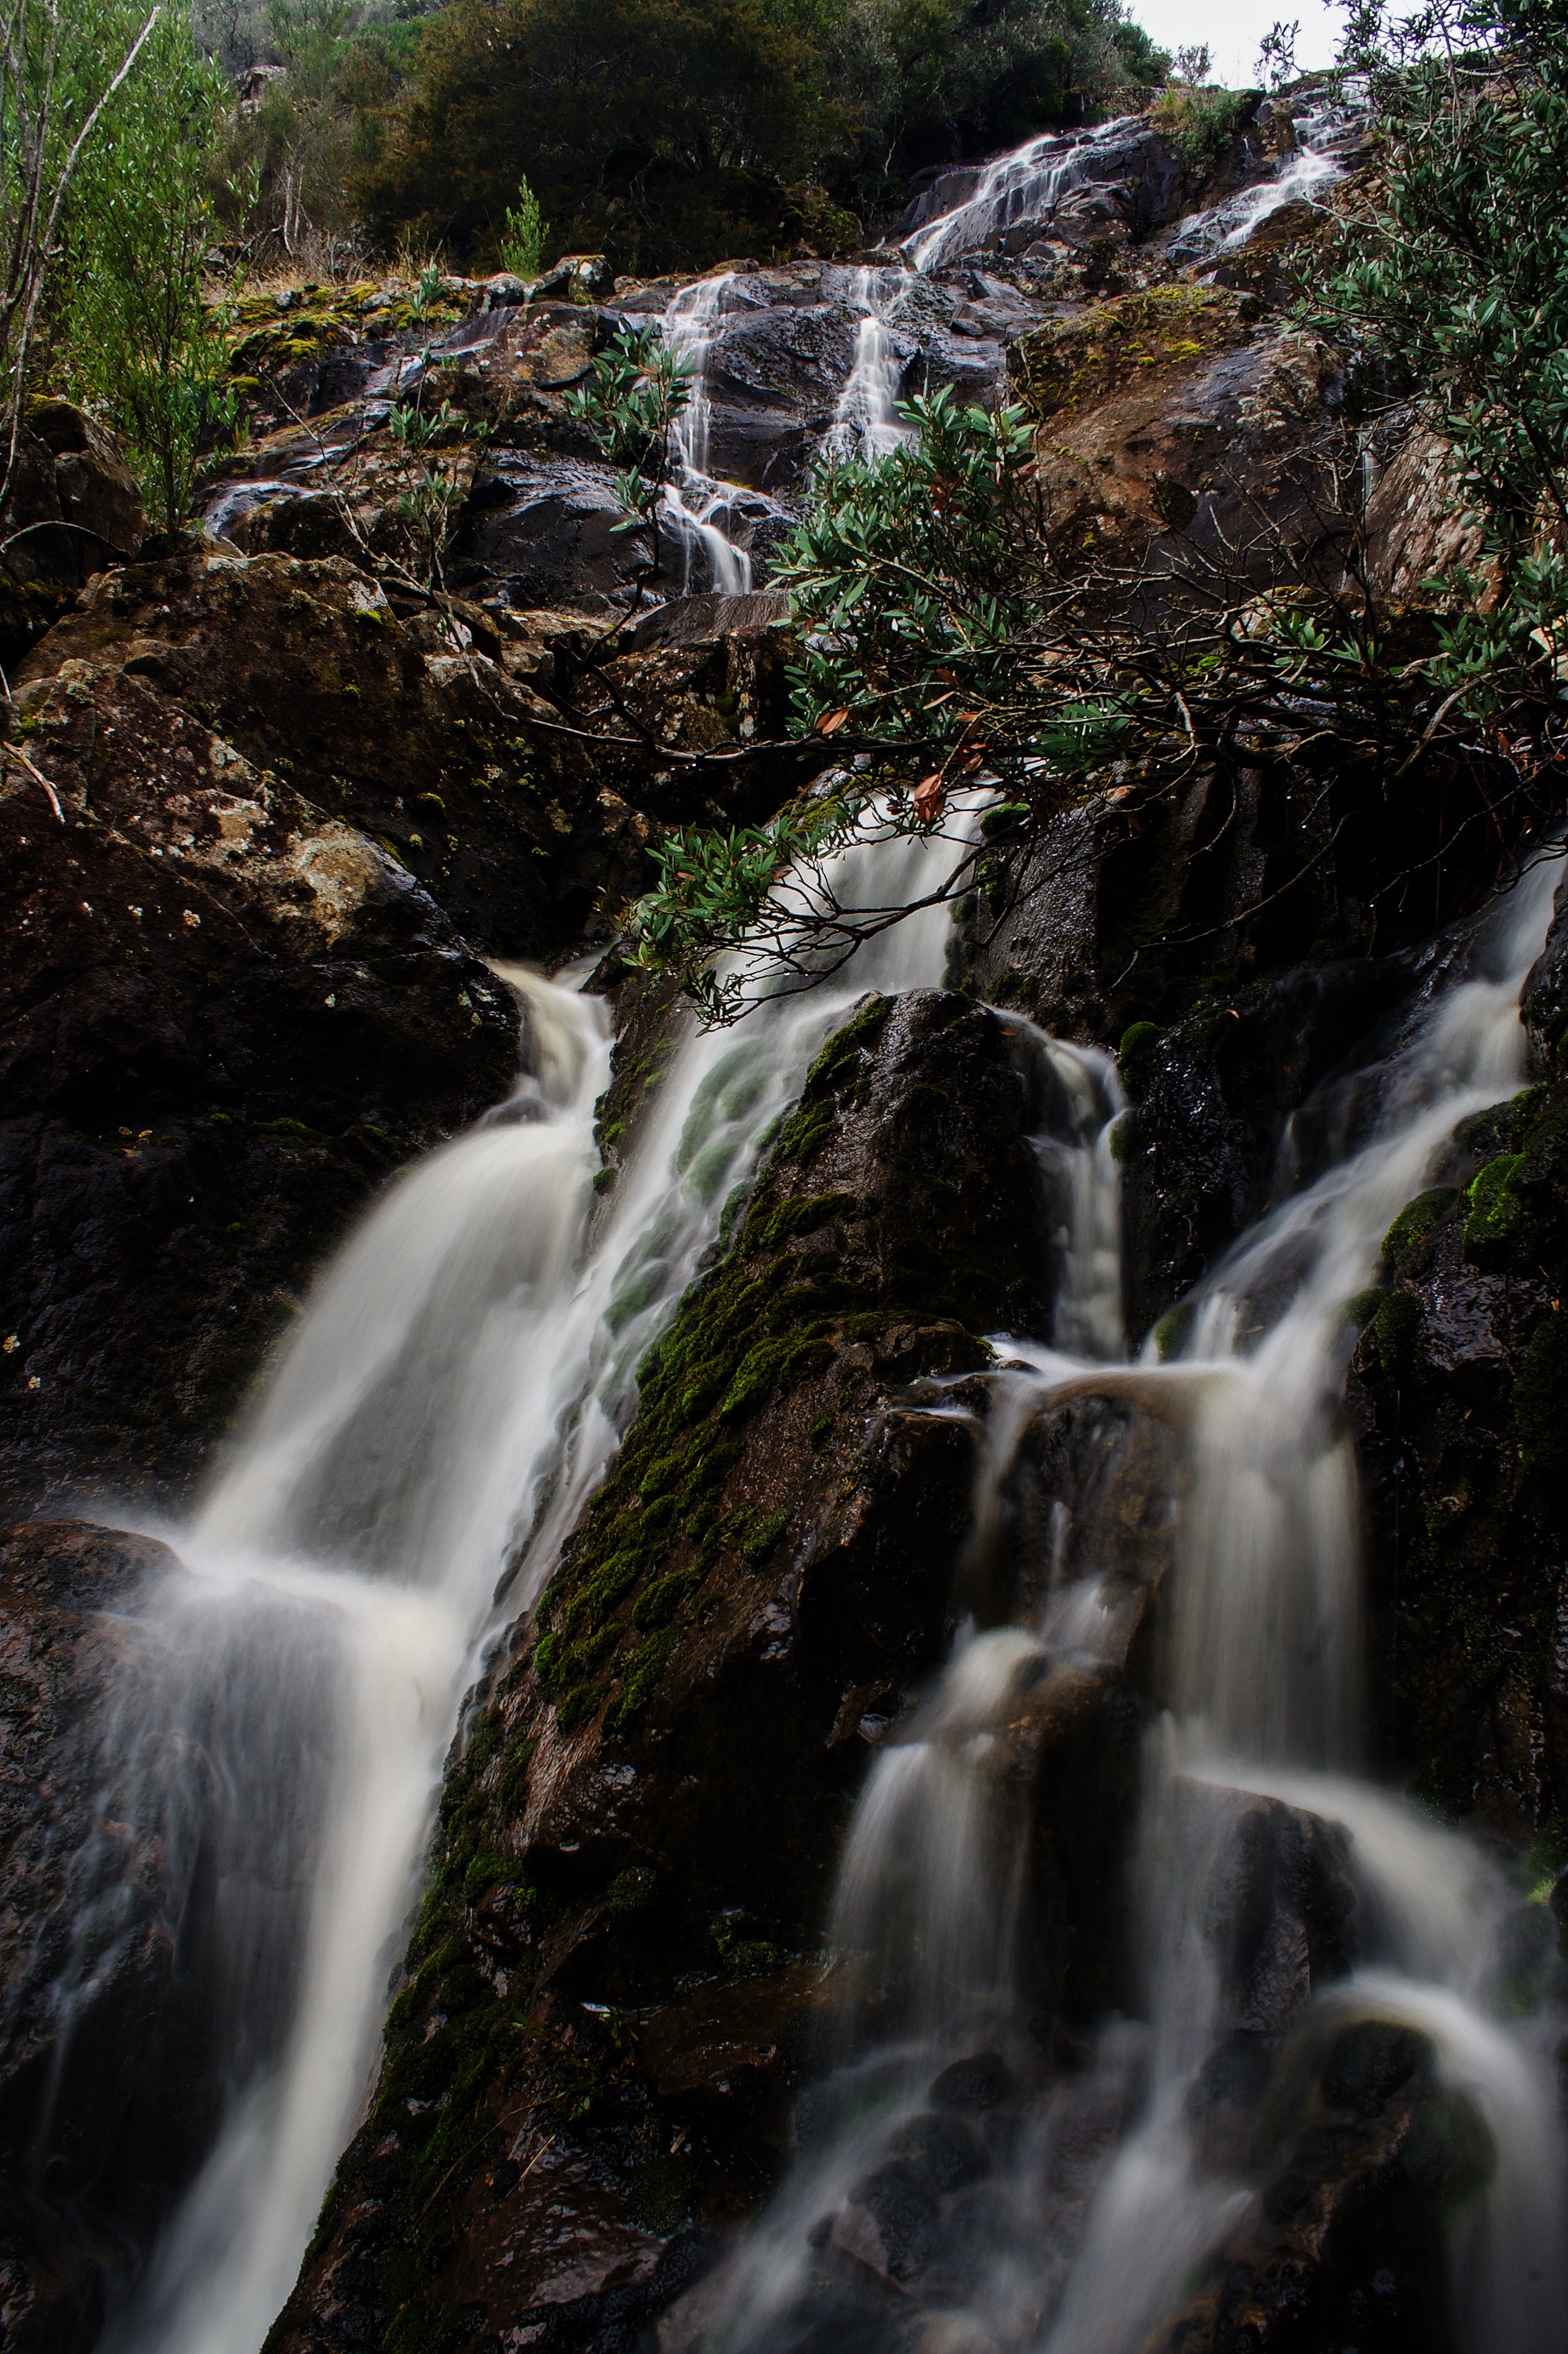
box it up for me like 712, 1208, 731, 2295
349, 0, 1169, 276
498, 171, 548, 278
563, 325, 697, 580
0, 0, 167, 514
1150, 81, 1256, 176
62, 8, 242, 535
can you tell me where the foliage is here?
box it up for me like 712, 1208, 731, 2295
1304, 0, 1568, 694
350, 0, 1167, 276
1256, 17, 1298, 88
385, 379, 485, 584
610, 0, 1568, 1022
0, 0, 161, 517
1151, 81, 1258, 175
63, 7, 242, 537
498, 171, 547, 279
624, 365, 1564, 1020
563, 325, 696, 579
205, 0, 426, 274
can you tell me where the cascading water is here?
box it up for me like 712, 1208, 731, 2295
905, 116, 1142, 274
679, 857, 1567, 2354
824, 267, 915, 463
904, 88, 1368, 278
45, 815, 982, 2351
1161, 86, 1369, 268
657, 274, 755, 595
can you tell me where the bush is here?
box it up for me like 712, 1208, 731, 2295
64, 8, 240, 535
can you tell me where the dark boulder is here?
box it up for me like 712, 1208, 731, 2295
0, 655, 519, 1520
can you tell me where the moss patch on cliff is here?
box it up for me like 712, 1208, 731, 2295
1008, 286, 1254, 426
1351, 1079, 1568, 1846
530, 991, 984, 1738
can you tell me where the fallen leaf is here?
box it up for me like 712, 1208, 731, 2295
912, 776, 947, 821
816, 709, 850, 735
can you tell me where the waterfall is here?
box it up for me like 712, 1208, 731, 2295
904, 89, 1366, 277
905, 116, 1142, 274
47, 815, 979, 2351
1162, 85, 1369, 267
683, 858, 1566, 2354
657, 273, 755, 595
824, 267, 914, 463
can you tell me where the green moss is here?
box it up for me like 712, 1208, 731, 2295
520, 993, 970, 1734
720, 1331, 834, 1418
1010, 285, 1247, 424
631, 1567, 700, 1629
1382, 1187, 1456, 1261
607, 1865, 657, 1912
255, 1115, 325, 1140
1117, 1020, 1162, 1070
461, 1846, 512, 1907
1366, 1287, 1427, 1386
1463, 1154, 1530, 1265
1150, 1301, 1194, 1361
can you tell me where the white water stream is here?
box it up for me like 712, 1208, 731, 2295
905, 115, 1144, 274
50, 817, 978, 2351
824, 267, 915, 464
657, 273, 755, 595
687, 857, 1566, 2354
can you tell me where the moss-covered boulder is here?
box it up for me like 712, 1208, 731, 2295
1346, 1077, 1568, 1849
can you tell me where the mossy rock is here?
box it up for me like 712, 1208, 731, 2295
1007, 286, 1252, 425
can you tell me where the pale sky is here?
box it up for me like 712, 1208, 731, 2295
1132, 0, 1348, 84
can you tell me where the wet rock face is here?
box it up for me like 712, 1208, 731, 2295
200, 261, 1053, 614
1344, 1020, 1568, 1842
265, 990, 1056, 2354
0, 1522, 179, 2354
1114, 958, 1418, 1342
12, 548, 664, 960
0, 655, 519, 1519
1146, 2014, 1469, 2354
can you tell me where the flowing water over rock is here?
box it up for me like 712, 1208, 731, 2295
41, 817, 982, 2349
654, 858, 1566, 2354
658, 276, 756, 595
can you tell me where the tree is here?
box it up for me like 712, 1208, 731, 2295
498, 172, 547, 277
608, 0, 1568, 1024
63, 5, 239, 538
0, 0, 160, 520
1303, 0, 1568, 695
1255, 17, 1298, 88
354, 0, 831, 271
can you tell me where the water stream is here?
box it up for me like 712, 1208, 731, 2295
657, 273, 755, 594
53, 819, 977, 2350
680, 856, 1566, 2354
825, 267, 915, 463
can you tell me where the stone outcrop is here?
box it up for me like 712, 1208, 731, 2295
0, 652, 520, 1520
1344, 884, 1568, 1848
0, 400, 145, 664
